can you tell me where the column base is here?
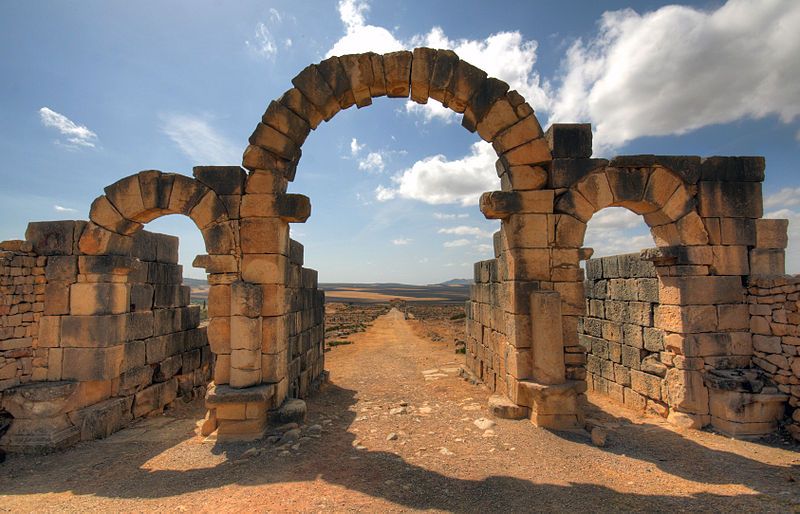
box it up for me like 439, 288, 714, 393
204, 382, 277, 442
517, 380, 586, 430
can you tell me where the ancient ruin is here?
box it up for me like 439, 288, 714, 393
1, 48, 796, 452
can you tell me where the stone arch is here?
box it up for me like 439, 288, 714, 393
86, 169, 237, 257
240, 48, 551, 183
554, 165, 709, 247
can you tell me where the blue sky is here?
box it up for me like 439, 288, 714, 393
1, 0, 798, 283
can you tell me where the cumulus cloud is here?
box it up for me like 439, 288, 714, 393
443, 239, 471, 248
392, 238, 412, 245
586, 207, 646, 230
375, 141, 498, 206
584, 207, 654, 257
438, 226, 492, 238
358, 151, 385, 172
39, 107, 98, 149
53, 204, 78, 213
434, 212, 469, 220
160, 113, 241, 164
350, 137, 365, 155
246, 9, 286, 59
549, 0, 800, 152
765, 187, 800, 209
327, 0, 404, 56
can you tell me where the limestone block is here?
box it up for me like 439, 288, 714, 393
410, 47, 436, 104
167, 174, 207, 216
476, 97, 519, 142
145, 332, 185, 364
230, 316, 262, 351
493, 115, 544, 155
60, 314, 127, 347
207, 317, 231, 354
547, 159, 608, 189
0, 414, 80, 454
655, 304, 717, 334
665, 368, 709, 414
277, 194, 312, 223
215, 402, 247, 420
575, 171, 613, 211
717, 304, 749, 331
44, 281, 70, 315
245, 169, 288, 195
121, 340, 146, 371
498, 138, 551, 168
605, 167, 652, 212
710, 245, 749, 275
25, 220, 80, 256
643, 187, 696, 227
240, 217, 289, 255
214, 354, 231, 385
446, 59, 487, 113
698, 181, 762, 218
502, 214, 549, 250
208, 285, 231, 318
241, 145, 299, 179
62, 345, 125, 381
643, 167, 682, 210
291, 64, 340, 120
104, 174, 149, 223
132, 378, 178, 418
503, 248, 550, 281
499, 165, 547, 192
192, 166, 246, 196
153, 354, 182, 382
229, 366, 261, 388
44, 255, 78, 282
530, 291, 566, 384
289, 239, 304, 266
1, 381, 79, 418
544, 124, 592, 159
278, 87, 324, 130
240, 193, 279, 217
658, 275, 743, 305
630, 369, 662, 400
553, 215, 587, 248
249, 122, 300, 161
428, 49, 458, 104
367, 52, 387, 97
755, 218, 789, 249
138, 170, 174, 214
69, 283, 129, 315
480, 191, 520, 219
554, 190, 594, 223
89, 195, 141, 235
517, 190, 554, 214
719, 218, 756, 246
193, 254, 237, 274
699, 156, 765, 182
317, 56, 356, 110
242, 254, 288, 284
382, 51, 413, 98
685, 332, 753, 357
261, 100, 311, 145
261, 284, 288, 316
261, 350, 288, 383
750, 248, 785, 275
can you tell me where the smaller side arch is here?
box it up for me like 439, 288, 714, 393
554, 165, 709, 247
85, 170, 236, 256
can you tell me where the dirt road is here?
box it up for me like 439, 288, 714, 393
1, 308, 799, 512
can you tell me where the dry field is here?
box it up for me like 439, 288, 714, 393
1, 305, 799, 512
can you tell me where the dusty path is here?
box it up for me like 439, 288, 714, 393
1, 308, 799, 512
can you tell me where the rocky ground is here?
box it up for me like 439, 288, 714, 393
1, 307, 799, 512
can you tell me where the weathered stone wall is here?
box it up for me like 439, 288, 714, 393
747, 275, 800, 440
465, 259, 505, 395
0, 225, 211, 452
0, 241, 45, 391
582, 253, 668, 415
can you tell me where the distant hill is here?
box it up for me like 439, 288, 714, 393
183, 277, 209, 287
436, 278, 472, 286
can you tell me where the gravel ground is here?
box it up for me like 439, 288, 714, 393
1, 308, 799, 513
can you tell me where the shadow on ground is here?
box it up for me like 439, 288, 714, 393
1, 382, 798, 512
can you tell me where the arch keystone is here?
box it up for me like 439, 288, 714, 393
382, 51, 412, 98
339, 53, 374, 108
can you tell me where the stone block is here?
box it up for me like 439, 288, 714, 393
207, 317, 230, 354
62, 345, 125, 381
45, 255, 78, 281
261, 350, 288, 383
658, 275, 743, 305
720, 218, 755, 246
493, 115, 543, 155
229, 367, 261, 388
428, 49, 458, 104
25, 221, 80, 256
655, 304, 717, 333
530, 291, 565, 384
241, 254, 288, 284
167, 174, 207, 216
630, 369, 662, 400
44, 281, 70, 315
230, 316, 261, 352
278, 87, 324, 130
710, 245, 749, 275
544, 124, 592, 159
137, 170, 174, 214
749, 248, 785, 275
132, 378, 178, 418
192, 166, 246, 196
499, 165, 548, 192
446, 59, 487, 113
410, 47, 435, 104
249, 122, 300, 161
499, 138, 551, 167
69, 283, 129, 315
755, 218, 789, 249
382, 50, 413, 98
698, 181, 762, 218
291, 64, 339, 120
317, 56, 356, 110
463, 77, 509, 132
699, 156, 765, 182
60, 314, 127, 347
605, 167, 650, 211
664, 368, 709, 415
68, 396, 133, 441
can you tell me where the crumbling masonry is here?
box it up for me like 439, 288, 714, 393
0, 48, 796, 452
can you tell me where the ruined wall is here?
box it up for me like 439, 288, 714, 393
747, 275, 800, 440
0, 224, 211, 452
465, 258, 505, 394
285, 240, 325, 399
582, 253, 668, 415
0, 241, 45, 391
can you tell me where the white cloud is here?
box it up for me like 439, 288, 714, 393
269, 8, 281, 23
358, 151, 385, 172
404, 100, 457, 124
327, 0, 404, 57
350, 137, 365, 155
434, 212, 469, 220
376, 141, 499, 206
443, 239, 471, 248
585, 233, 654, 257
392, 238, 412, 245
246, 9, 283, 60
765, 187, 800, 209
586, 207, 646, 230
38, 107, 98, 149
438, 226, 491, 238
53, 204, 78, 213
285, 38, 293, 49
160, 113, 241, 164
549, 0, 800, 152
475, 243, 494, 254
